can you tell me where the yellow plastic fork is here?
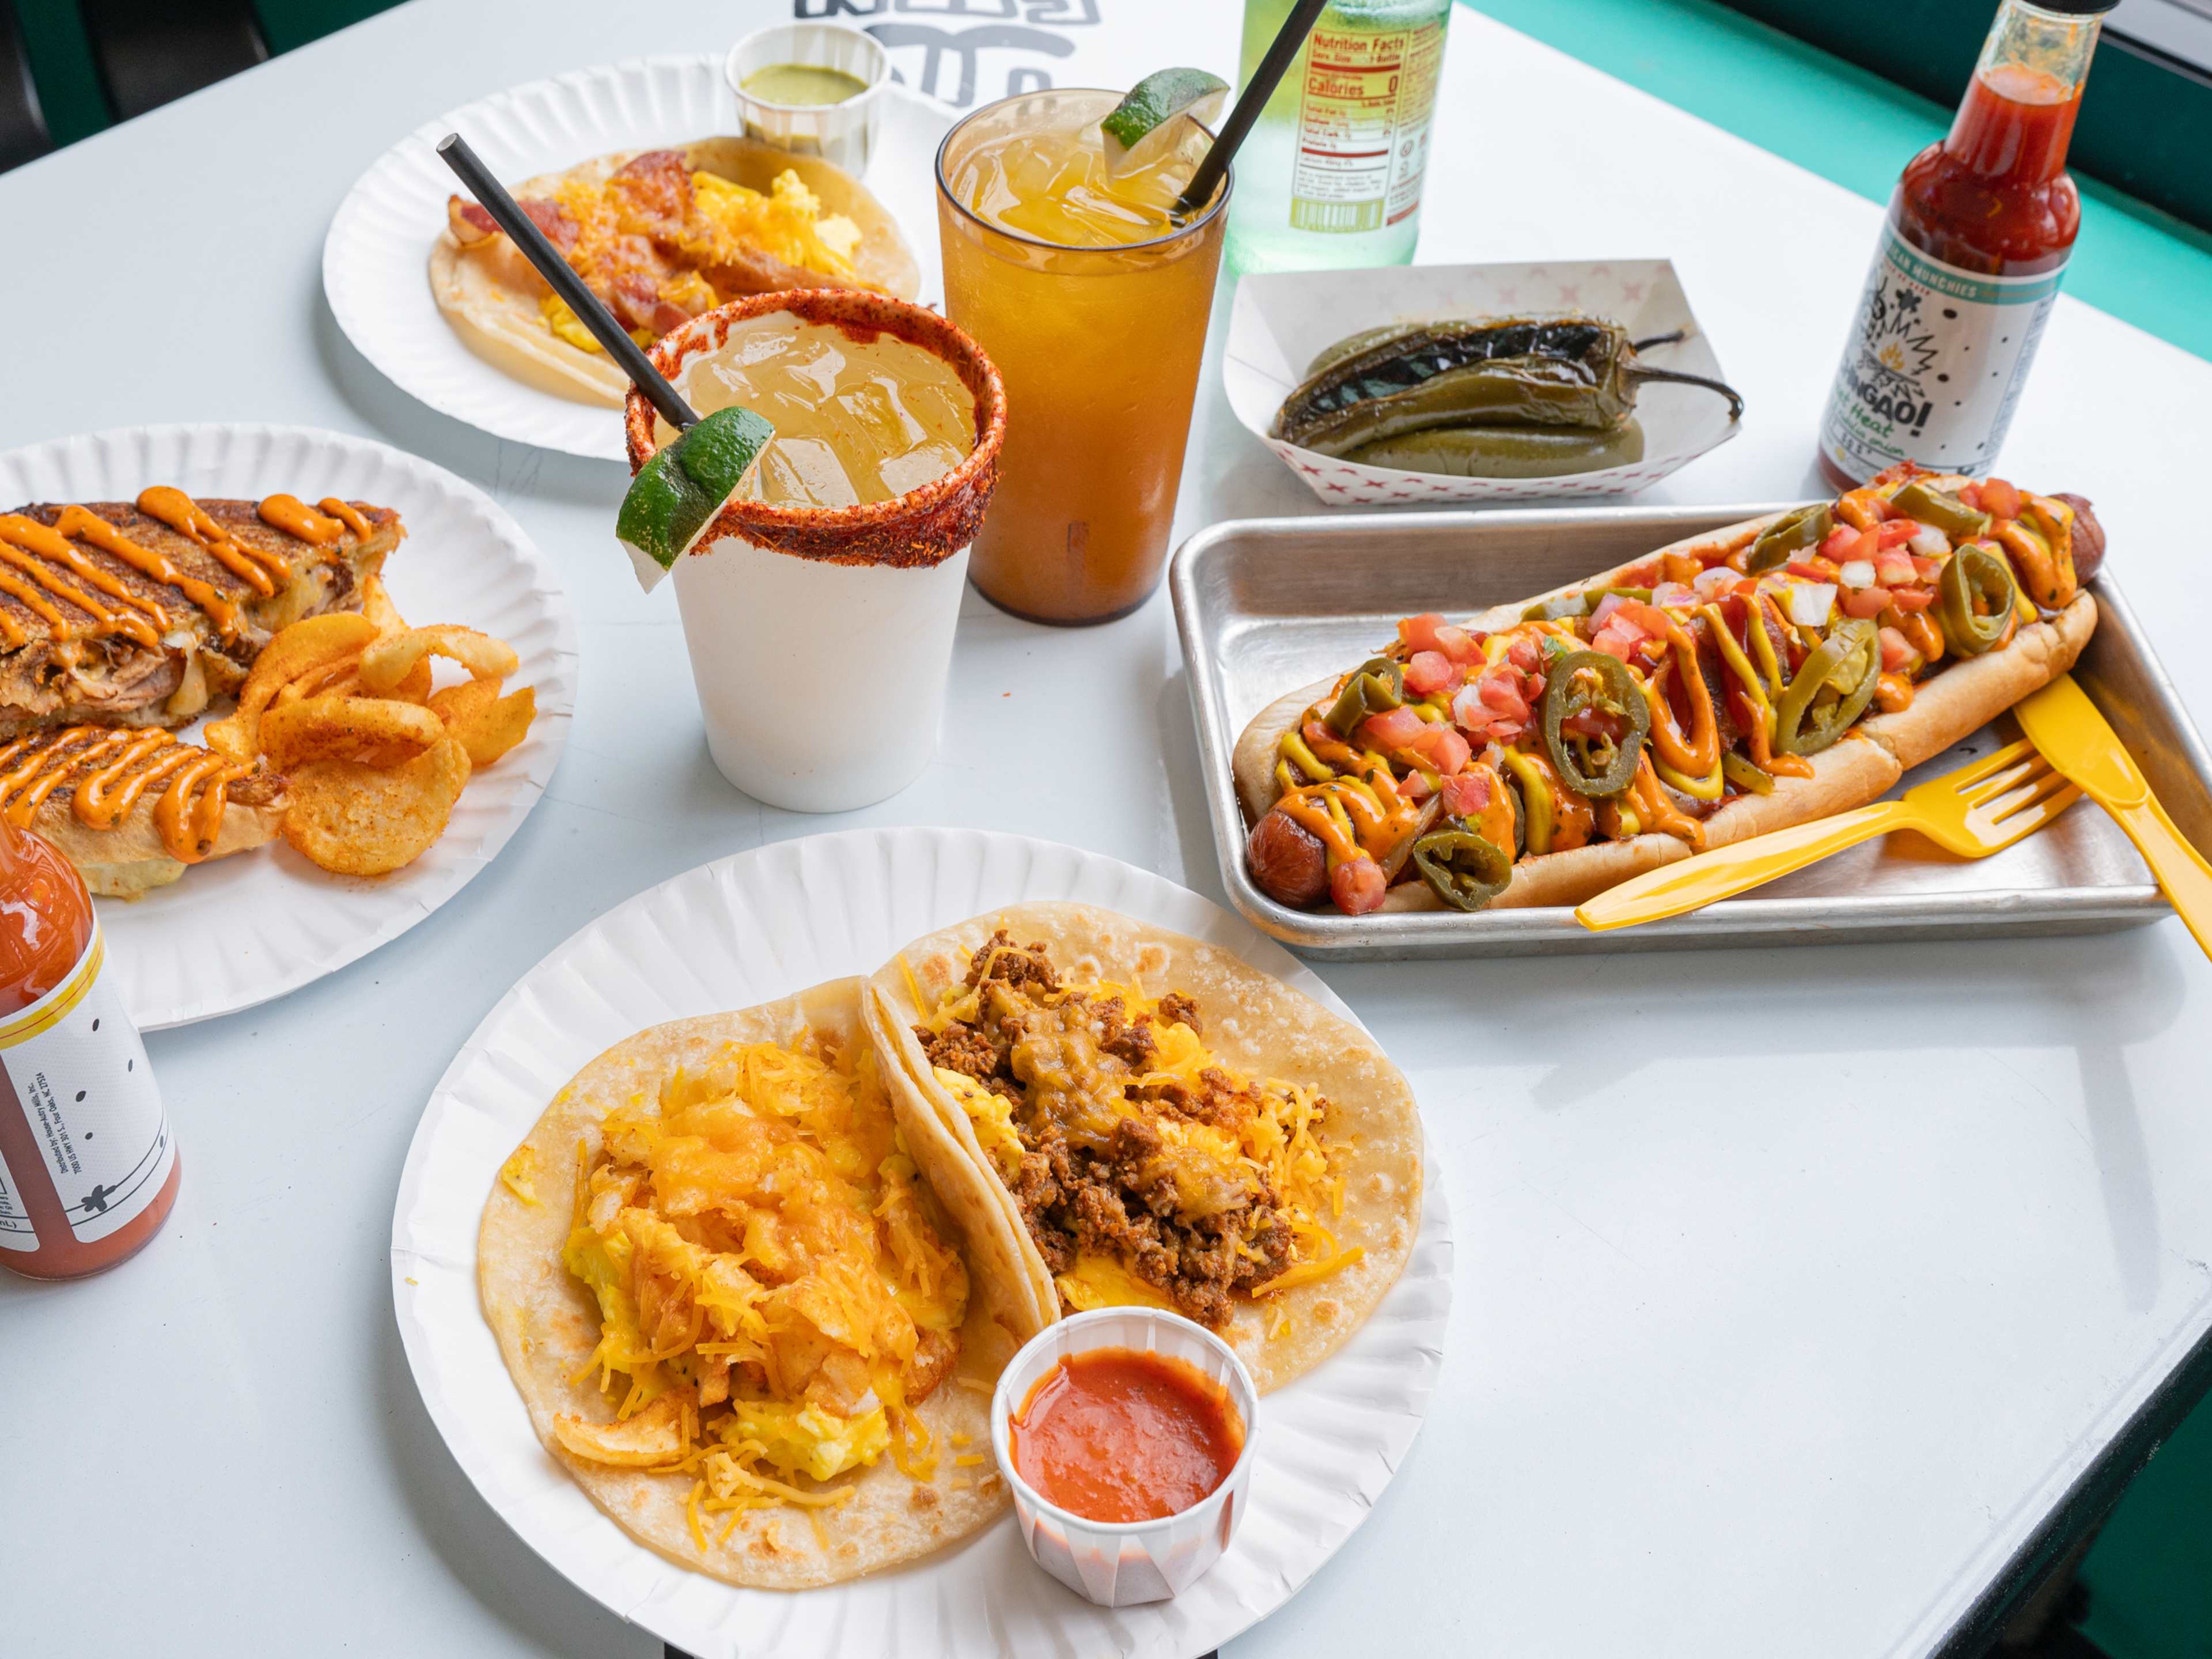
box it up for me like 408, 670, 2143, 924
1575, 738, 2081, 931
2013, 672, 2212, 961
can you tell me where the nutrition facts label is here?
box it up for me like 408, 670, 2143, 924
1291, 19, 1446, 234
0, 1141, 33, 1251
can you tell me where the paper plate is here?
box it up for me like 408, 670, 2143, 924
391, 827, 1452, 1658
325, 55, 955, 462
1225, 258, 1741, 505
0, 423, 577, 1029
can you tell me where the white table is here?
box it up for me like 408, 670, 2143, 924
5, 4, 2211, 1656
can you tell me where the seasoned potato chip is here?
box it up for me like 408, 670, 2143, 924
358, 625, 518, 694
203, 714, 254, 763
281, 737, 472, 876
260, 695, 445, 772
234, 613, 379, 747
274, 654, 362, 707
430, 680, 536, 767
362, 572, 407, 639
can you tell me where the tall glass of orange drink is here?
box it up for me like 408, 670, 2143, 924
936, 88, 1229, 624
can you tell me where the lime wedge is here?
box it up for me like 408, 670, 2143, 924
618, 406, 775, 592
1100, 68, 1228, 178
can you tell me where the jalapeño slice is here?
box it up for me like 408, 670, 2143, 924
1891, 480, 1991, 541
1745, 503, 1832, 574
1412, 819, 1513, 911
1773, 618, 1881, 756
1937, 543, 2018, 657
1540, 649, 1649, 797
1324, 656, 1406, 737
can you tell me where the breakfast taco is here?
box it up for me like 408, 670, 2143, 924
863, 903, 1422, 1394
431, 138, 921, 406
478, 978, 1024, 1588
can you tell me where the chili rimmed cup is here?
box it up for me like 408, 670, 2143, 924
990, 1306, 1261, 1607
623, 290, 1005, 815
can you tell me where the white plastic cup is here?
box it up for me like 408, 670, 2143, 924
991, 1307, 1260, 1606
725, 22, 891, 176
624, 291, 1006, 817
672, 536, 968, 813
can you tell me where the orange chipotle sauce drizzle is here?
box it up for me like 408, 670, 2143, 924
0, 727, 245, 863
33, 506, 241, 637
257, 494, 344, 545
136, 487, 287, 596
1010, 1348, 1244, 1524
317, 498, 373, 539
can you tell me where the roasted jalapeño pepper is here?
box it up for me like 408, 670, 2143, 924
1540, 650, 1648, 796
1773, 618, 1881, 756
1411, 820, 1514, 911
1936, 543, 2017, 657
1745, 503, 1832, 574
1323, 657, 1405, 737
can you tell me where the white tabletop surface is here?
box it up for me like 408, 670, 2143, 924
5, 3, 2211, 1657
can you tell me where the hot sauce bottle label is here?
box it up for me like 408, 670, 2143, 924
0, 1141, 35, 1251
1291, 18, 1445, 234
0, 925, 171, 1245
1822, 225, 2065, 482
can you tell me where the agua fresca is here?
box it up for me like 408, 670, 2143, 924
657, 310, 976, 509
1819, 0, 2113, 487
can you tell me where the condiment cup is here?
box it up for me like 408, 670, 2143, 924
991, 1307, 1260, 1607
623, 290, 1005, 815
724, 22, 891, 177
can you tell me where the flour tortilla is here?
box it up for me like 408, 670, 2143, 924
430, 138, 921, 406
1232, 483, 2099, 912
477, 977, 1022, 1590
863, 903, 1422, 1395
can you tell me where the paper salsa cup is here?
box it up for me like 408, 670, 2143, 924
991, 1308, 1261, 1607
725, 22, 891, 176
624, 290, 1005, 814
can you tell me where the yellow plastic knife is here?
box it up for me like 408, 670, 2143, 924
2013, 672, 2212, 961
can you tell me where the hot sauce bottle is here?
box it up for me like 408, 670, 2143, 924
0, 818, 175, 1279
1819, 0, 2113, 488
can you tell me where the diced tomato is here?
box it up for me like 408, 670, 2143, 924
1591, 618, 1643, 662
1452, 682, 1497, 734
1956, 482, 1983, 512
1840, 586, 1892, 620
1360, 706, 1427, 749
1330, 857, 1388, 915
1403, 650, 1461, 696
1874, 519, 1921, 550
1438, 625, 1484, 664
1910, 555, 1945, 582
1888, 587, 1936, 613
1479, 667, 1532, 723
1878, 626, 1916, 673
1400, 770, 1434, 801
1506, 635, 1543, 675
1406, 724, 1472, 775
1790, 556, 1842, 581
1398, 613, 1450, 652
1874, 551, 1919, 587
1560, 704, 1626, 741
1440, 770, 1493, 818
1818, 526, 1859, 561
1981, 478, 2022, 520
1617, 600, 1676, 639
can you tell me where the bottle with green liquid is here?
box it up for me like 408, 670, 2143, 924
1228, 0, 1454, 272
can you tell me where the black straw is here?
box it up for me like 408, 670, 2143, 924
1173, 0, 1331, 217
436, 132, 699, 431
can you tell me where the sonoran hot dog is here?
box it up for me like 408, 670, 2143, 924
1237, 466, 2104, 916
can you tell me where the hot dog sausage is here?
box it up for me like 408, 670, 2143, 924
1247, 807, 1328, 907
2053, 493, 2105, 584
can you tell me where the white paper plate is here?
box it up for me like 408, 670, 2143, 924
392, 827, 1452, 1658
1225, 258, 1742, 505
0, 424, 577, 1029
325, 55, 956, 462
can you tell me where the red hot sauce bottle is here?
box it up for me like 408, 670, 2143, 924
0, 819, 176, 1279
1819, 0, 2113, 488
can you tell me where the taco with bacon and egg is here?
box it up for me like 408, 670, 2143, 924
863, 903, 1422, 1394
478, 978, 1027, 1588
431, 138, 921, 406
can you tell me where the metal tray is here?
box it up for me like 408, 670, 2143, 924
1170, 504, 2212, 958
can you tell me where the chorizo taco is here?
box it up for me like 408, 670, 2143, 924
1236, 467, 2104, 915
477, 978, 1025, 1589
862, 903, 1422, 1394
432, 138, 921, 406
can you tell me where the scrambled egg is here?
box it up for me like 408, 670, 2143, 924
550, 1032, 968, 1542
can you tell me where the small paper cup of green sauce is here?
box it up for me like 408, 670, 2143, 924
725, 22, 891, 176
